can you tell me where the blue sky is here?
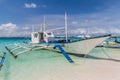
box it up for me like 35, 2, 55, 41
0, 0, 120, 36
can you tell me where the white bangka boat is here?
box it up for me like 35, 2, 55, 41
5, 13, 111, 63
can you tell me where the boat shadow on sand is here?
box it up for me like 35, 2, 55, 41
51, 49, 120, 62
69, 53, 120, 62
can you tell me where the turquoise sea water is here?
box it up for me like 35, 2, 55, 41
0, 38, 79, 80
0, 37, 120, 80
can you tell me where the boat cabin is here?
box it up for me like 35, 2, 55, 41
31, 31, 54, 43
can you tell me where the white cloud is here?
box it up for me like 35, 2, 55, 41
3, 6, 120, 37
25, 14, 120, 35
0, 23, 17, 30
0, 23, 18, 36
0, 23, 32, 37
24, 3, 37, 8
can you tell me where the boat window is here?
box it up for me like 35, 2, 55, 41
47, 33, 51, 35
34, 33, 38, 38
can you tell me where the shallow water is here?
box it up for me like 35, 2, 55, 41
0, 38, 120, 80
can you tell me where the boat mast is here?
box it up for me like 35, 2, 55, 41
43, 16, 46, 31
40, 24, 43, 31
65, 12, 68, 43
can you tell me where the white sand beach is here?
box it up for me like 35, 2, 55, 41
1, 47, 120, 80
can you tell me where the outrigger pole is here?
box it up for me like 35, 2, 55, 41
0, 52, 6, 71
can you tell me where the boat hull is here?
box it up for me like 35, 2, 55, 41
45, 36, 110, 55
63, 37, 109, 54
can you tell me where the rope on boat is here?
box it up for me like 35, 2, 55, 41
101, 47, 112, 59
0, 52, 6, 71
54, 45, 74, 63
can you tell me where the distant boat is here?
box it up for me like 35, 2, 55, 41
96, 36, 120, 48
77, 34, 91, 38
